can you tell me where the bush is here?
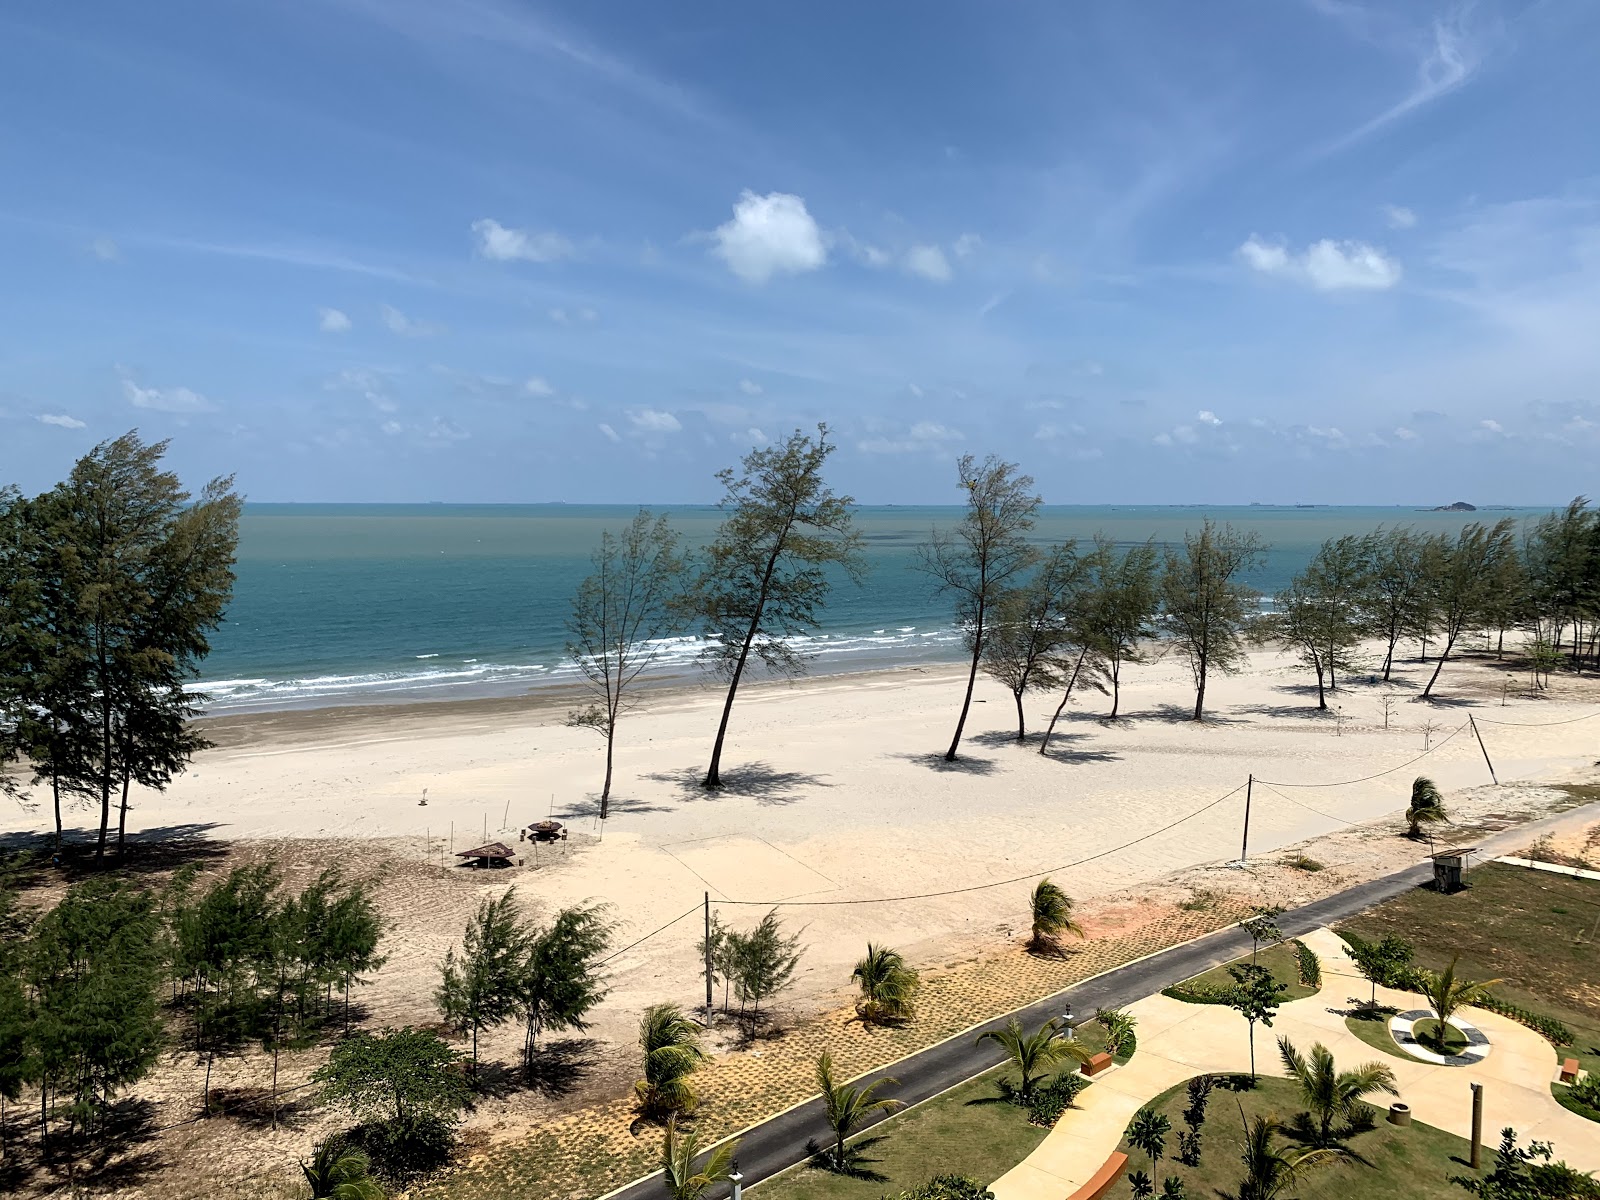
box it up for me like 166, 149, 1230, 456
1474, 994, 1573, 1046
1160, 982, 1235, 1006
1287, 854, 1324, 872
1026, 1073, 1090, 1127
881, 1176, 994, 1200
1292, 940, 1322, 988
1567, 1073, 1600, 1112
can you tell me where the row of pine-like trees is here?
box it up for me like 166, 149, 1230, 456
0, 863, 383, 1163
0, 432, 242, 860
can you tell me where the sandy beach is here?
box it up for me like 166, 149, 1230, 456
16, 644, 1600, 1045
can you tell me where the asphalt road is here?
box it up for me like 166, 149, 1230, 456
605, 800, 1599, 1200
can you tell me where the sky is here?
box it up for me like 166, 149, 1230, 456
2, 0, 1599, 506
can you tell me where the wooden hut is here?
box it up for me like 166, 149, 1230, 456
455, 841, 517, 869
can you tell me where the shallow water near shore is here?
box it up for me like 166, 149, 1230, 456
205, 502, 1551, 712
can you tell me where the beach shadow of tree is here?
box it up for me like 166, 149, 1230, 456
1234, 701, 1335, 720
1035, 734, 1121, 765
0, 823, 230, 885
46, 1098, 166, 1191
643, 762, 831, 807
968, 729, 1043, 750
555, 795, 675, 820
519, 1038, 599, 1099
890, 751, 1001, 776
1122, 703, 1248, 726
1411, 693, 1481, 708
204, 1085, 317, 1130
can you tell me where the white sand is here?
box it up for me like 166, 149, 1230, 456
15, 644, 1600, 1051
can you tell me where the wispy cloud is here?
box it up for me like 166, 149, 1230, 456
37, 412, 86, 428
319, 307, 352, 333
144, 235, 420, 282
1383, 204, 1418, 230
380, 304, 443, 337
122, 379, 216, 412
1315, 9, 1487, 156
1239, 234, 1402, 291
904, 244, 952, 283
471, 218, 574, 263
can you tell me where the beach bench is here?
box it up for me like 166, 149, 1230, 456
1080, 1052, 1114, 1077
1066, 1151, 1128, 1200
1560, 1057, 1580, 1084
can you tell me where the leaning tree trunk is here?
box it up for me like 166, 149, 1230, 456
1422, 634, 1455, 697
945, 603, 986, 761
1039, 647, 1090, 755
705, 545, 784, 788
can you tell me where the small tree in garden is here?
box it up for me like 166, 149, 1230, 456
976, 1017, 1091, 1102
1226, 963, 1286, 1079
1405, 776, 1449, 838
635, 1003, 705, 1119
815, 1051, 903, 1172
1415, 957, 1501, 1050
661, 1115, 737, 1200
1240, 908, 1284, 966
1097, 1008, 1138, 1060
1343, 933, 1414, 1006
1028, 878, 1084, 955
436, 890, 529, 1070
314, 1027, 469, 1176
731, 908, 805, 1018
1128, 1106, 1171, 1179
1128, 1171, 1154, 1199
1179, 1074, 1214, 1166
852, 944, 920, 1025
1226, 1114, 1340, 1200
1276, 1037, 1397, 1148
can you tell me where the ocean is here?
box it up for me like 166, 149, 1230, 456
202, 504, 1552, 712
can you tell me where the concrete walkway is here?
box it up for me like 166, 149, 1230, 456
991, 928, 1600, 1200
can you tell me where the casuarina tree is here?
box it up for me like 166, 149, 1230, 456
979, 542, 1086, 740
1160, 520, 1266, 721
685, 426, 864, 788
436, 890, 530, 1070
918, 455, 1042, 760
566, 510, 686, 816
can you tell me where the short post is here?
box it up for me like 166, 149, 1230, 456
1060, 1002, 1075, 1041
1470, 1082, 1483, 1169
729, 1162, 744, 1200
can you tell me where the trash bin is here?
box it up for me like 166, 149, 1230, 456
1388, 1102, 1412, 1127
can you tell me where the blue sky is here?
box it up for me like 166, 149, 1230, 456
3, 0, 1598, 505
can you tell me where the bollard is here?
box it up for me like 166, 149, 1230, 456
1470, 1083, 1484, 1169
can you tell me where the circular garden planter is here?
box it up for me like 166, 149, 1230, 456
1388, 1008, 1491, 1066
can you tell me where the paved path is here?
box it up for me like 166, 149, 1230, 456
603, 800, 1600, 1200
991, 927, 1600, 1199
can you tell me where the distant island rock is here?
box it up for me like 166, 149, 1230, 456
1432, 501, 1477, 512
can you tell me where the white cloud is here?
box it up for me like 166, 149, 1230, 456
319, 307, 352, 333
908, 382, 924, 399
734, 427, 769, 446
857, 421, 964, 455
37, 413, 86, 428
711, 190, 827, 284
597, 423, 621, 443
952, 233, 983, 258
122, 380, 215, 412
1238, 235, 1401, 291
1393, 426, 1419, 441
380, 420, 404, 436
738, 378, 763, 396
548, 306, 599, 325
1383, 204, 1418, 230
89, 236, 120, 261
628, 408, 681, 434
1197, 409, 1222, 426
471, 218, 574, 263
904, 244, 952, 282
1480, 418, 1504, 434
381, 304, 441, 337
525, 377, 554, 397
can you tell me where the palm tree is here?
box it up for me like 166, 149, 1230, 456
1405, 776, 1449, 838
852, 944, 920, 1025
1127, 1106, 1171, 1176
635, 1003, 706, 1119
976, 1017, 1092, 1101
300, 1139, 383, 1200
815, 1051, 902, 1172
1276, 1037, 1397, 1147
1415, 956, 1502, 1050
1222, 1113, 1342, 1200
661, 1115, 737, 1200
1028, 878, 1085, 954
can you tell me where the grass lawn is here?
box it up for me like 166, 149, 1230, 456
1171, 941, 1317, 1002
1336, 862, 1600, 1089
749, 1064, 1058, 1200
1114, 1076, 1482, 1200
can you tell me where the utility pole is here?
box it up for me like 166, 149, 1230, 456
703, 892, 714, 1023
1238, 774, 1254, 864
1468, 716, 1498, 785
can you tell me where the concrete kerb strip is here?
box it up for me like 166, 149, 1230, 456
1496, 855, 1600, 882
1389, 1009, 1492, 1066
592, 797, 1600, 1200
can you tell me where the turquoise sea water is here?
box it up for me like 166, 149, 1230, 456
204, 504, 1552, 712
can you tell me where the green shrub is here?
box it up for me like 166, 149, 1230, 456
1097, 1007, 1139, 1063
881, 1176, 994, 1200
1292, 940, 1322, 988
1568, 1073, 1600, 1111
1026, 1073, 1091, 1127
1475, 994, 1573, 1046
1160, 982, 1236, 1006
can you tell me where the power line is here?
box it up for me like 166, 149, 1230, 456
1472, 709, 1600, 728
1256, 720, 1470, 788
717, 781, 1249, 907
596, 901, 703, 967
1256, 780, 1360, 828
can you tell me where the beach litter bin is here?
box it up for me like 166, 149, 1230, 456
1387, 1102, 1412, 1127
